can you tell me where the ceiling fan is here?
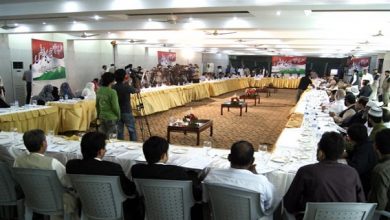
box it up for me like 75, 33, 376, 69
372, 30, 384, 37
205, 30, 237, 36
1, 21, 17, 30
153, 14, 188, 24
80, 32, 100, 38
128, 39, 146, 44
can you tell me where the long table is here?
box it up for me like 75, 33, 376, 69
47, 100, 97, 133
0, 106, 59, 133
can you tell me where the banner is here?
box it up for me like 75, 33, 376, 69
348, 57, 370, 71
31, 39, 66, 80
271, 56, 306, 75
157, 51, 176, 66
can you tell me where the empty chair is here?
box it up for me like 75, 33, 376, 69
0, 162, 24, 220
12, 167, 70, 220
302, 202, 376, 220
69, 174, 127, 220
134, 178, 194, 220
204, 182, 263, 220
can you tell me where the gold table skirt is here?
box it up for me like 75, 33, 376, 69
47, 100, 97, 132
249, 78, 300, 89
0, 106, 59, 133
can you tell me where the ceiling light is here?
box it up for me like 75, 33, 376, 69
233, 16, 238, 20
304, 10, 312, 16
14, 23, 19, 26
148, 18, 152, 22
94, 15, 101, 20
73, 21, 77, 24
276, 11, 281, 16
189, 17, 193, 21
42, 22, 46, 25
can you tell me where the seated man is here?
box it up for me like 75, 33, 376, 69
330, 93, 356, 125
283, 132, 365, 219
131, 136, 202, 219
66, 131, 142, 220
14, 129, 77, 218
369, 129, 390, 212
346, 124, 378, 195
368, 106, 386, 142
203, 140, 275, 215
341, 96, 368, 127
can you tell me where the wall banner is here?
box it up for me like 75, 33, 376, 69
157, 51, 176, 66
32, 39, 66, 80
271, 56, 306, 75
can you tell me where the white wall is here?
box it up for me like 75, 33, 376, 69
1, 35, 228, 101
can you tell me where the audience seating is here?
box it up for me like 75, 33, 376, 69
134, 178, 194, 220
0, 162, 24, 220
12, 167, 70, 220
204, 182, 263, 220
69, 174, 127, 220
302, 202, 376, 220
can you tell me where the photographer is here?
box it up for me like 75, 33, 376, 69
113, 69, 140, 141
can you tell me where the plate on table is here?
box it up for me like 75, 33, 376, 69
293, 154, 310, 160
55, 141, 67, 145
127, 146, 139, 150
271, 157, 288, 163
220, 154, 229, 159
0, 134, 9, 139
171, 148, 189, 154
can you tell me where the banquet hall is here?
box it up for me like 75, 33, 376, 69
1, 0, 390, 220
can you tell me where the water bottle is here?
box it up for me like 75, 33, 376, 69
64, 94, 68, 100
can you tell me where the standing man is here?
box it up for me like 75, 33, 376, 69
362, 69, 374, 86
382, 70, 390, 107
296, 71, 313, 102
99, 65, 107, 78
96, 72, 120, 136
113, 69, 139, 141
22, 64, 32, 104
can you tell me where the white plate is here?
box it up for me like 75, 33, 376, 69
171, 148, 188, 154
220, 154, 229, 159
271, 157, 288, 163
0, 134, 9, 139
127, 146, 139, 150
55, 141, 67, 145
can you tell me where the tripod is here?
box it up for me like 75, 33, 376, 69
134, 92, 152, 141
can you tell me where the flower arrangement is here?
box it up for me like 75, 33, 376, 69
245, 88, 257, 96
183, 113, 198, 122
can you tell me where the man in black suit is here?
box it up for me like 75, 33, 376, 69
66, 131, 143, 220
131, 136, 202, 219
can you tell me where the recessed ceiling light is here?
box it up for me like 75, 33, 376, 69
73, 21, 77, 24
304, 10, 312, 16
189, 17, 193, 21
148, 18, 152, 22
14, 23, 19, 26
276, 11, 281, 16
93, 15, 101, 20
233, 16, 238, 20
42, 22, 47, 25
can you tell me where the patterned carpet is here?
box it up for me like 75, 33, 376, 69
131, 88, 297, 150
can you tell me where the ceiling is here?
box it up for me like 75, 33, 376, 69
1, 0, 390, 57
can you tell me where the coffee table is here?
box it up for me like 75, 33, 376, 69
221, 101, 248, 116
239, 94, 260, 106
167, 119, 213, 146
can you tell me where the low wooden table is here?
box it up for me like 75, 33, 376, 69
256, 87, 271, 97
167, 119, 213, 145
221, 101, 248, 116
239, 94, 260, 106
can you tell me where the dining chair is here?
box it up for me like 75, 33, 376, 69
12, 167, 70, 220
373, 210, 390, 220
204, 182, 263, 220
134, 178, 194, 220
302, 202, 376, 220
0, 162, 24, 220
69, 174, 127, 220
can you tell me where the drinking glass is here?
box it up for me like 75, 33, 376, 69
258, 143, 271, 165
48, 129, 54, 145
12, 127, 18, 145
203, 141, 212, 156
32, 100, 37, 106
109, 133, 117, 143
